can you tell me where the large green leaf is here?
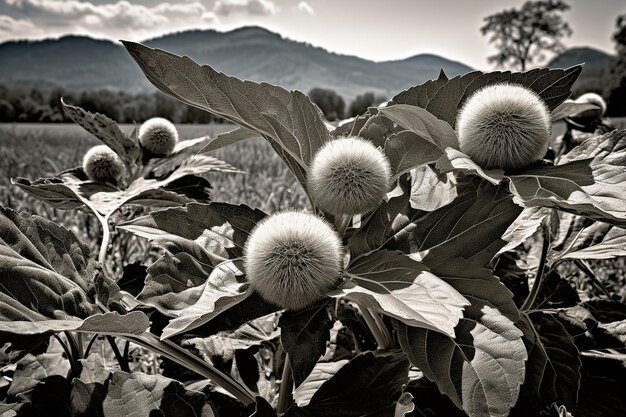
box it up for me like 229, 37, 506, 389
286, 351, 410, 417
396, 305, 527, 417
507, 129, 626, 227
337, 251, 468, 336
199, 126, 262, 154
514, 312, 581, 414
279, 300, 333, 386
384, 130, 445, 179
123, 41, 332, 188
409, 165, 457, 212
379, 105, 459, 150
0, 206, 103, 323
391, 67, 582, 127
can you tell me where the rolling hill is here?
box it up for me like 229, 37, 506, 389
0, 26, 472, 102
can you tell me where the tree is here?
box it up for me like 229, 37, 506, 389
308, 88, 345, 121
481, 0, 572, 71
348, 92, 386, 117
606, 12, 626, 116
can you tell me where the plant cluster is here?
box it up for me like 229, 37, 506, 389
1, 41, 626, 417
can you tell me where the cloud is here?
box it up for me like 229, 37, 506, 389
297, 1, 314, 15
0, 0, 218, 41
214, 0, 276, 17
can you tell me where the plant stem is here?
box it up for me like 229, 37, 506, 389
277, 354, 293, 415
123, 333, 256, 406
106, 335, 130, 372
98, 215, 111, 267
361, 307, 392, 349
334, 214, 351, 236
574, 259, 613, 298
521, 232, 551, 311
84, 334, 99, 358
54, 334, 78, 376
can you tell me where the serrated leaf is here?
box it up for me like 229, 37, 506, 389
508, 129, 626, 227
550, 101, 600, 122
199, 126, 262, 154
396, 305, 527, 417
409, 165, 457, 212
286, 351, 409, 417
551, 216, 626, 260
390, 76, 450, 109
515, 312, 581, 413
336, 251, 468, 336
0, 206, 105, 325
279, 301, 333, 387
61, 99, 141, 171
379, 105, 459, 150
499, 207, 553, 254
123, 41, 331, 188
434, 148, 504, 185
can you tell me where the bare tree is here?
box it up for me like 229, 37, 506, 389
481, 0, 572, 71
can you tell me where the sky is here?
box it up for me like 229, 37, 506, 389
0, 0, 623, 69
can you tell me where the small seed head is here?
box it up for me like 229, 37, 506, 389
573, 92, 606, 121
83, 145, 125, 184
138, 117, 178, 156
308, 137, 391, 216
244, 211, 342, 311
457, 84, 550, 171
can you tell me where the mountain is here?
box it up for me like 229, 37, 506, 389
549, 47, 615, 97
0, 26, 472, 102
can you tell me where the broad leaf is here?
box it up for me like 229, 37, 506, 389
379, 105, 459, 150
0, 206, 104, 323
62, 99, 141, 171
529, 272, 580, 310
551, 216, 626, 260
279, 300, 333, 386
286, 351, 410, 417
409, 165, 457, 212
338, 250, 468, 336
396, 305, 527, 417
384, 130, 445, 179
391, 67, 581, 127
199, 126, 262, 154
514, 312, 581, 414
186, 312, 280, 361
550, 101, 600, 122
123, 41, 332, 188
508, 130, 626, 227
499, 207, 553, 254
8, 352, 71, 396
434, 148, 504, 185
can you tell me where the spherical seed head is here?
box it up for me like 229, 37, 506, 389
244, 211, 342, 311
457, 84, 551, 171
574, 92, 606, 120
83, 145, 125, 184
138, 117, 178, 156
308, 137, 391, 216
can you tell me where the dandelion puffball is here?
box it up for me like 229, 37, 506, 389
83, 145, 125, 184
138, 117, 178, 156
573, 92, 607, 121
308, 137, 391, 216
244, 211, 342, 311
457, 84, 550, 171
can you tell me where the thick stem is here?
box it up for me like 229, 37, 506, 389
98, 215, 111, 266
521, 232, 551, 311
123, 333, 256, 405
277, 354, 294, 415
107, 335, 130, 372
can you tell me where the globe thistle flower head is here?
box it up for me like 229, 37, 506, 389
308, 137, 391, 216
244, 211, 342, 311
83, 145, 125, 184
138, 117, 178, 156
573, 92, 606, 121
457, 84, 550, 171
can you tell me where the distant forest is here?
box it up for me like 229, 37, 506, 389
0, 83, 227, 124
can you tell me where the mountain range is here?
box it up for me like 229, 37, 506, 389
0, 26, 613, 102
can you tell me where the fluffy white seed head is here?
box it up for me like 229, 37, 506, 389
457, 84, 551, 171
138, 117, 178, 156
308, 137, 391, 216
574, 92, 607, 120
83, 145, 125, 184
244, 211, 343, 311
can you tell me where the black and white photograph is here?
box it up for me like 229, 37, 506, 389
1, 0, 625, 416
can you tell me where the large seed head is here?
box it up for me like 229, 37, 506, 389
244, 211, 342, 311
138, 117, 178, 156
457, 84, 550, 171
83, 145, 125, 184
308, 137, 391, 216
573, 92, 606, 121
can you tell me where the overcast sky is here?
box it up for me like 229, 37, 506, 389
0, 0, 623, 69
